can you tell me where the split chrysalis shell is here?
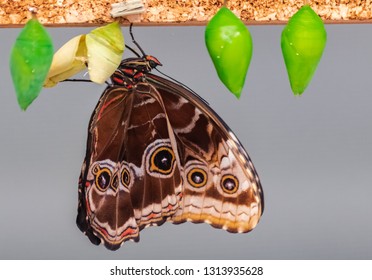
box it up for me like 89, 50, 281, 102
86, 22, 125, 84
44, 35, 87, 87
44, 22, 124, 87
281, 5, 327, 95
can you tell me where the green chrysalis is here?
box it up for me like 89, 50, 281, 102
10, 16, 54, 110
281, 5, 327, 95
205, 7, 253, 98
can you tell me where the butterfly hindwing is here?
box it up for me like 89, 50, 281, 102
77, 55, 264, 250
147, 74, 264, 233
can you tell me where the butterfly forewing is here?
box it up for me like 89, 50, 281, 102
78, 85, 183, 250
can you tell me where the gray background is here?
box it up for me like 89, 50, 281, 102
0, 25, 371, 259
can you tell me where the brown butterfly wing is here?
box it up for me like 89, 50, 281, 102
77, 84, 182, 250
147, 74, 264, 233
77, 72, 264, 250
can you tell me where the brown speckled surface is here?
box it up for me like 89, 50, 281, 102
1, 0, 372, 26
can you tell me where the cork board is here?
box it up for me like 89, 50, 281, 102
1, 0, 372, 26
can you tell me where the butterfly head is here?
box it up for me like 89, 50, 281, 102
145, 55, 162, 69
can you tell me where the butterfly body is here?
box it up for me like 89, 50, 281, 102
77, 55, 264, 250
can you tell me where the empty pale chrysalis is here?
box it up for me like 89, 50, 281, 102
44, 22, 124, 87
44, 35, 87, 87
86, 22, 125, 84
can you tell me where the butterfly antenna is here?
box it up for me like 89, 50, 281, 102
125, 44, 141, 57
129, 23, 147, 57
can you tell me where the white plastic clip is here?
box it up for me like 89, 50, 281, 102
110, 0, 145, 18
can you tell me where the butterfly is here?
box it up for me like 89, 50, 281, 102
76, 29, 264, 250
